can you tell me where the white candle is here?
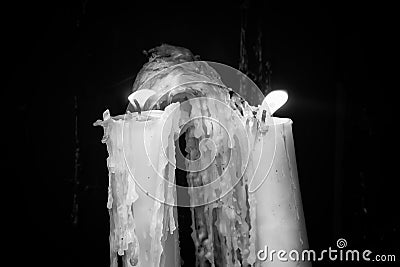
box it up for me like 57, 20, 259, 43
95, 104, 181, 267
249, 118, 310, 266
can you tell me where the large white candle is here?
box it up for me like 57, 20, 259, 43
95, 104, 181, 267
249, 118, 310, 266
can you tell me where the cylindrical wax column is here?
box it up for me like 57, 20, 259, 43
99, 105, 180, 267
251, 118, 310, 266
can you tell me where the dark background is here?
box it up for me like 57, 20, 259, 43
7, 1, 397, 266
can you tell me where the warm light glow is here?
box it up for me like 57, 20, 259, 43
262, 90, 288, 115
128, 89, 156, 109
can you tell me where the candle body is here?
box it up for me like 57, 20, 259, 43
251, 118, 310, 266
99, 105, 181, 267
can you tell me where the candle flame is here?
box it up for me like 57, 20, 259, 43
128, 89, 155, 109
263, 90, 288, 115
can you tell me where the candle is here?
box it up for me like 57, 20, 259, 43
95, 104, 182, 267
248, 117, 310, 266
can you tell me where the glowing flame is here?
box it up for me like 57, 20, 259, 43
262, 90, 288, 115
128, 89, 156, 109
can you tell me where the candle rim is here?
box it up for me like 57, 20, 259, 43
267, 117, 292, 126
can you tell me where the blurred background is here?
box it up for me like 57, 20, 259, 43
6, 1, 397, 266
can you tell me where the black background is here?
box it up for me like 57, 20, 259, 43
6, 1, 397, 266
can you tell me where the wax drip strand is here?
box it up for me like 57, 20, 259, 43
182, 97, 254, 266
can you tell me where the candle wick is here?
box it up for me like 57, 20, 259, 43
133, 99, 141, 115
